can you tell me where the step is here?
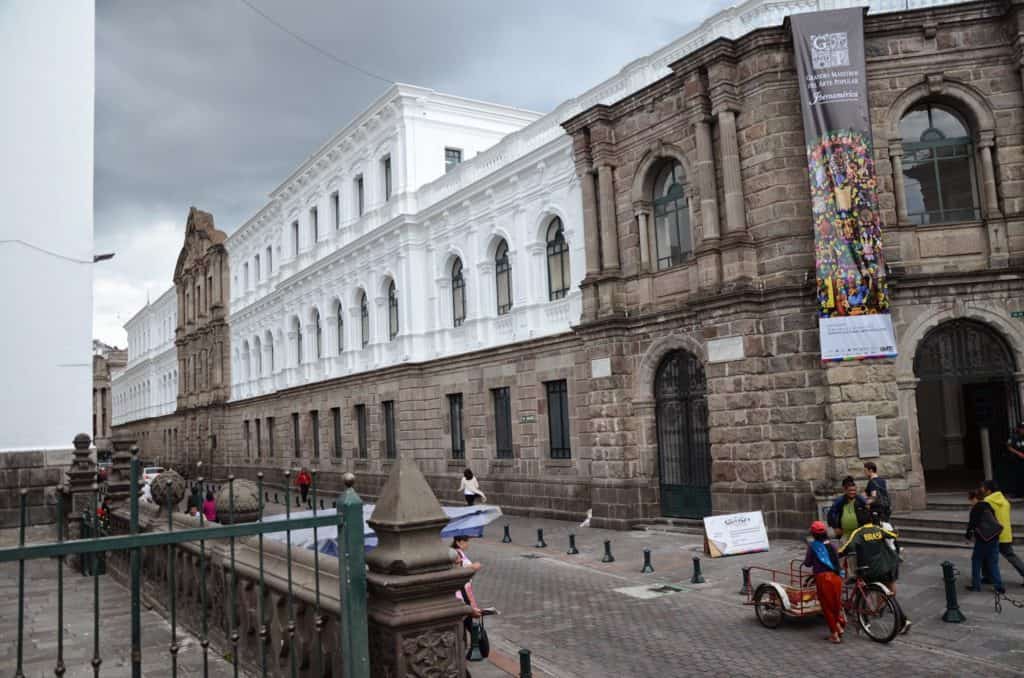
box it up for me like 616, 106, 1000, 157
895, 524, 1024, 547
632, 520, 705, 537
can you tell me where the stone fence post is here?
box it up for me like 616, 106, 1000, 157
365, 457, 474, 677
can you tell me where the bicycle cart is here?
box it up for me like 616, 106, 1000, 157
745, 558, 901, 643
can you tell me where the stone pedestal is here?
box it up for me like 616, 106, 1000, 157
105, 438, 136, 503
365, 457, 474, 678
65, 433, 97, 519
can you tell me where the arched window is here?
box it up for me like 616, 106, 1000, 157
335, 300, 344, 354
495, 239, 512, 315
388, 280, 399, 340
360, 291, 369, 347
314, 309, 323, 359
653, 161, 691, 270
900, 104, 980, 225
242, 341, 251, 380
254, 336, 262, 376
294, 317, 303, 365
545, 217, 570, 300
266, 332, 275, 372
451, 258, 466, 327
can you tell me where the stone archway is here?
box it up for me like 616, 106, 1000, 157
913, 319, 1019, 494
654, 350, 711, 519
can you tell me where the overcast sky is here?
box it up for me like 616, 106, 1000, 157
94, 0, 733, 347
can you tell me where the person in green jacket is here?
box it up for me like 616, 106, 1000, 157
980, 480, 1024, 585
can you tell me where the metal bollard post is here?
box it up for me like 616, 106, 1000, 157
535, 528, 547, 548
296, 495, 300, 508
467, 620, 484, 661
642, 548, 654, 574
519, 648, 533, 678
567, 533, 579, 555
274, 492, 279, 504
941, 560, 966, 623
739, 566, 752, 596
601, 540, 615, 563
691, 556, 706, 584
502, 524, 512, 543
320, 498, 325, 511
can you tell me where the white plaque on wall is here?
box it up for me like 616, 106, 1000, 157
707, 336, 745, 364
590, 357, 611, 379
856, 415, 880, 458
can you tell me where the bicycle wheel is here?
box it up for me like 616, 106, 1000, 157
854, 583, 900, 643
753, 584, 784, 629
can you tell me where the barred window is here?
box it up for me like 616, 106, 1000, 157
546, 217, 570, 300
360, 291, 369, 347
311, 410, 320, 458
383, 400, 397, 459
388, 281, 399, 340
451, 258, 466, 327
495, 239, 512, 315
355, 404, 367, 458
492, 387, 513, 459
545, 380, 571, 459
449, 394, 464, 459
331, 407, 342, 458
292, 412, 300, 457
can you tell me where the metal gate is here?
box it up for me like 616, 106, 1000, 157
655, 350, 712, 519
0, 453, 370, 678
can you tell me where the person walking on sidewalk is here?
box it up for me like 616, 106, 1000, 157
804, 521, 845, 644
202, 490, 217, 523
863, 461, 892, 521
296, 467, 312, 507
459, 468, 486, 506
826, 476, 867, 539
966, 489, 1005, 593
980, 480, 1024, 585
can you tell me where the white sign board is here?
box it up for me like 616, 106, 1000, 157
707, 336, 745, 364
856, 415, 880, 458
703, 511, 770, 558
590, 357, 611, 379
819, 314, 898, 362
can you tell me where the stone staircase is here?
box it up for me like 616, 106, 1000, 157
631, 517, 706, 538
896, 493, 1024, 549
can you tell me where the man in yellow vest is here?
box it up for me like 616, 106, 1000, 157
980, 480, 1024, 585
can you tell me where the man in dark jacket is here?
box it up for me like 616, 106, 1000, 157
863, 461, 891, 520
827, 476, 867, 538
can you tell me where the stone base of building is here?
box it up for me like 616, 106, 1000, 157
0, 448, 72, 527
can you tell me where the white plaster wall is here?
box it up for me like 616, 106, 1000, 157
0, 1, 94, 452
114, 285, 178, 424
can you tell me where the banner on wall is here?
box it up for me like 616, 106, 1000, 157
791, 9, 898, 362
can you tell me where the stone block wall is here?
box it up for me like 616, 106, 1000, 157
0, 449, 72, 527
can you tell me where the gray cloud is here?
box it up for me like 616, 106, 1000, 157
94, 0, 732, 346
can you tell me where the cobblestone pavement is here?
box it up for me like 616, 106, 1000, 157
467, 514, 1024, 678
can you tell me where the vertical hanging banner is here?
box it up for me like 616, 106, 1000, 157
791, 9, 897, 362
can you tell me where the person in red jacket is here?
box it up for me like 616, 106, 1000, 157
296, 468, 312, 507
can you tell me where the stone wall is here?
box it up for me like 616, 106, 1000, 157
0, 449, 72, 527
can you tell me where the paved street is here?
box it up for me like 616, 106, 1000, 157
468, 514, 1024, 678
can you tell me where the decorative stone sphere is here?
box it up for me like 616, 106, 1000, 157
214, 478, 262, 524
150, 470, 186, 509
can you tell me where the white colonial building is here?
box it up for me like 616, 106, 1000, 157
112, 287, 179, 426
227, 84, 584, 399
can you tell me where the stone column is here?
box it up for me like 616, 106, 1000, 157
978, 134, 1001, 219
596, 163, 619, 272
716, 109, 746, 236
635, 207, 652, 272
694, 118, 721, 241
579, 164, 602, 277
888, 141, 908, 223
365, 457, 474, 678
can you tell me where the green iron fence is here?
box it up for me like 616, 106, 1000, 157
0, 451, 370, 678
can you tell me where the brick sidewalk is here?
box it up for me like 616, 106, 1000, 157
467, 514, 1024, 678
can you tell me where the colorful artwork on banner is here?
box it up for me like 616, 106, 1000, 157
809, 130, 890, 318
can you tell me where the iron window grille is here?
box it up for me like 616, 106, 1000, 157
267, 417, 275, 457
292, 412, 300, 457
243, 420, 251, 459
311, 410, 320, 458
355, 404, 367, 458
495, 240, 512, 315
255, 418, 262, 458
332, 407, 342, 458
492, 387, 513, 459
383, 401, 397, 459
545, 380, 571, 459
448, 394, 465, 459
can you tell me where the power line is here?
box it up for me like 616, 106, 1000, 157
0, 239, 95, 264
238, 0, 394, 85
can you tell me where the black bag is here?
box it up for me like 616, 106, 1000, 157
460, 587, 490, 660
974, 505, 1003, 543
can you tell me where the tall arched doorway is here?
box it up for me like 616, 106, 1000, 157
655, 350, 711, 518
914, 320, 1019, 493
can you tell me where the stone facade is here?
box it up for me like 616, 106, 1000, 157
93, 341, 127, 455
115, 1, 1024, 533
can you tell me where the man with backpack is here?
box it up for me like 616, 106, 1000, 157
839, 507, 911, 634
863, 461, 891, 521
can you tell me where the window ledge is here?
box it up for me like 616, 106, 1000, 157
902, 218, 984, 230
544, 458, 574, 469
447, 459, 468, 469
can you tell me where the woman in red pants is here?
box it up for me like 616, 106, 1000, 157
804, 520, 845, 643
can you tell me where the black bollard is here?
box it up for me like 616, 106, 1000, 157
739, 566, 752, 596
264, 491, 269, 502
467, 620, 484, 661
320, 499, 325, 511
941, 560, 966, 623
566, 533, 579, 555
296, 495, 300, 508
501, 524, 512, 544
601, 540, 615, 563
519, 648, 533, 678
331, 500, 337, 509
690, 556, 706, 584
274, 492, 279, 504
535, 528, 547, 548
642, 548, 654, 574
